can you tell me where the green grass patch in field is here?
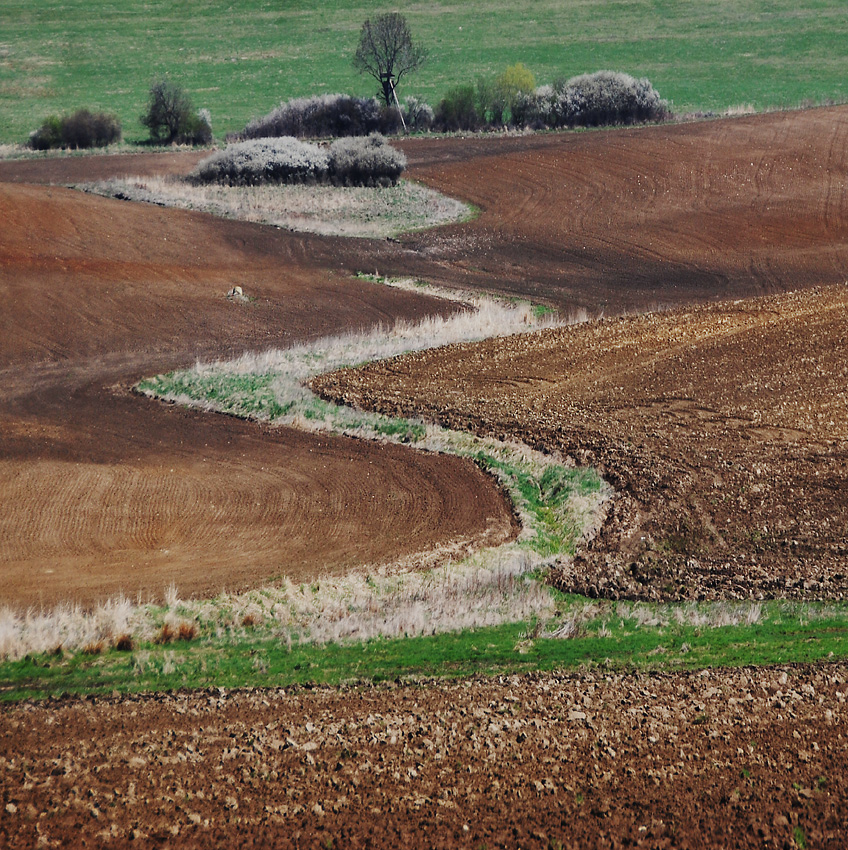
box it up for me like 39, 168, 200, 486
3, 0, 848, 144
3, 599, 846, 702
475, 453, 603, 556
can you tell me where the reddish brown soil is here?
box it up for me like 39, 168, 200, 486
0, 180, 515, 609
392, 106, 848, 315
3, 665, 847, 849
4, 108, 848, 847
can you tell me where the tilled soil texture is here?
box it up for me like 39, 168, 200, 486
314, 285, 848, 602
2, 664, 847, 849
391, 106, 848, 315
8, 107, 848, 319
0, 180, 516, 609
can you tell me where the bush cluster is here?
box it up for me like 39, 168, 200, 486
188, 133, 406, 187
433, 69, 668, 132
28, 109, 122, 150
328, 134, 407, 186
514, 71, 669, 129
243, 94, 403, 140
188, 137, 330, 185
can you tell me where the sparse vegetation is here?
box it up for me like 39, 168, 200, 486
81, 172, 468, 238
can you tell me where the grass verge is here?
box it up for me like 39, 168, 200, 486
77, 176, 472, 238
3, 598, 847, 702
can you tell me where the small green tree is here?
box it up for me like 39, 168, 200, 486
495, 63, 536, 125
353, 13, 427, 107
476, 63, 536, 126
141, 77, 211, 144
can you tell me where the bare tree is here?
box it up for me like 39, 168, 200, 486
353, 13, 427, 107
140, 77, 212, 145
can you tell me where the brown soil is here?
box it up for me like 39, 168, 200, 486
0, 179, 515, 609
2, 665, 847, 849
314, 285, 848, 602
391, 106, 848, 315
4, 108, 848, 847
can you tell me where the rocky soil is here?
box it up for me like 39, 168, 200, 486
3, 664, 847, 848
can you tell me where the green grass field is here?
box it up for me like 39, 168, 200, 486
2, 0, 846, 145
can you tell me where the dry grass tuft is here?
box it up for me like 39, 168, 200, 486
113, 634, 134, 652
156, 622, 175, 645
177, 621, 198, 642
78, 177, 470, 239
157, 618, 198, 644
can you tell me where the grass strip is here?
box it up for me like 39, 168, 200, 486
3, 599, 847, 702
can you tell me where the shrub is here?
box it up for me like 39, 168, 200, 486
516, 71, 669, 129
243, 94, 401, 140
494, 63, 536, 125
141, 77, 212, 145
402, 96, 434, 132
28, 109, 122, 150
113, 634, 134, 652
188, 137, 330, 186
28, 116, 63, 150
188, 133, 406, 187
435, 85, 482, 132
328, 133, 407, 187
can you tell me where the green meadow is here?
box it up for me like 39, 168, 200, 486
2, 0, 847, 144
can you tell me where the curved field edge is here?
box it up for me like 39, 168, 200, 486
0, 286, 606, 661
3, 282, 848, 699
75, 176, 473, 239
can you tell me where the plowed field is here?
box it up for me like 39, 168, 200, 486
315, 285, 848, 602
3, 106, 848, 847
0, 181, 514, 609
3, 665, 847, 849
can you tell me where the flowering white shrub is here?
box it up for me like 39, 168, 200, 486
328, 134, 407, 187
402, 96, 434, 131
188, 134, 406, 187
188, 137, 331, 185
514, 71, 669, 129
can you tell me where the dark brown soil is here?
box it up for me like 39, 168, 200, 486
2, 664, 847, 849
314, 285, 848, 602
0, 180, 515, 609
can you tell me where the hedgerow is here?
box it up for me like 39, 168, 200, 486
514, 71, 669, 129
242, 94, 402, 140
433, 69, 669, 132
